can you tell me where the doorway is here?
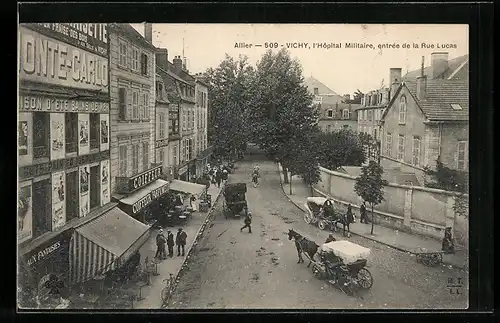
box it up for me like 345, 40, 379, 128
32, 179, 51, 238
89, 165, 100, 210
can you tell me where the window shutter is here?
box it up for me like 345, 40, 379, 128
138, 93, 144, 120
126, 89, 133, 120
144, 55, 149, 76
118, 88, 126, 120
145, 93, 150, 120
127, 45, 132, 69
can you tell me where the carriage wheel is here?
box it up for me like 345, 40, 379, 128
356, 268, 373, 289
312, 264, 323, 279
318, 220, 327, 230
304, 213, 312, 224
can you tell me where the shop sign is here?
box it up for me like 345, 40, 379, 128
131, 183, 169, 214
23, 23, 108, 57
128, 165, 163, 192
24, 231, 71, 268
19, 95, 109, 113
19, 27, 109, 92
178, 165, 188, 175
18, 151, 110, 181
155, 138, 169, 149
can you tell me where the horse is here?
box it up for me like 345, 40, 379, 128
288, 229, 319, 267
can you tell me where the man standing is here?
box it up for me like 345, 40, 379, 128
360, 202, 368, 224
176, 228, 188, 256
155, 229, 167, 260
240, 211, 252, 233
167, 230, 175, 257
215, 169, 222, 188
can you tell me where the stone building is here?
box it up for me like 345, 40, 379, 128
194, 73, 212, 176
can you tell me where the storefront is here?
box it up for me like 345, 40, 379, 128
18, 229, 73, 308
195, 145, 214, 177
113, 165, 171, 224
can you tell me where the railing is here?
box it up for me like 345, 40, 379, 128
33, 146, 49, 159
66, 141, 78, 154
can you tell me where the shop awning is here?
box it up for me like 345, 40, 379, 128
119, 179, 169, 206
69, 207, 150, 284
170, 179, 206, 197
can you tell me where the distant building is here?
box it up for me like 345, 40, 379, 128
304, 76, 358, 132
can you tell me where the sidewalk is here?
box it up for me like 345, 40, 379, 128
277, 164, 468, 271
134, 181, 225, 309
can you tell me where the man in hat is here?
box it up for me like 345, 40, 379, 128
155, 229, 167, 260
240, 211, 252, 233
176, 228, 188, 256
166, 230, 175, 257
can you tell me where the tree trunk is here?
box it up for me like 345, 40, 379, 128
310, 184, 314, 197
283, 167, 289, 184
289, 174, 293, 195
370, 204, 375, 235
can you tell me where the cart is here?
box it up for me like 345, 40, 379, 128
413, 247, 455, 267
222, 183, 248, 219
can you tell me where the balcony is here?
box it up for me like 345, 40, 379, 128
33, 146, 49, 159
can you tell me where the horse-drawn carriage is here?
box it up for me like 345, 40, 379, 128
303, 197, 344, 231
222, 183, 248, 219
288, 229, 373, 296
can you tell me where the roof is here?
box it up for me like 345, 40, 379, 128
402, 54, 469, 80
110, 23, 155, 50
382, 79, 469, 122
304, 76, 342, 98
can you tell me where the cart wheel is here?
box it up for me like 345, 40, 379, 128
318, 220, 326, 230
304, 213, 312, 224
312, 264, 323, 279
356, 268, 373, 289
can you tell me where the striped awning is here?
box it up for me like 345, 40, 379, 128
169, 179, 206, 197
69, 207, 150, 284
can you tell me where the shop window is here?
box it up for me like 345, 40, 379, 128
32, 179, 51, 238
65, 113, 78, 154
119, 145, 128, 176
140, 53, 149, 76
132, 144, 139, 175
65, 171, 79, 222
89, 165, 100, 210
142, 142, 149, 171
33, 112, 50, 159
89, 113, 100, 150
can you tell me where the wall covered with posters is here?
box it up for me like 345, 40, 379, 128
51, 171, 66, 229
50, 113, 66, 160
18, 183, 33, 244
18, 113, 32, 166
78, 113, 90, 156
100, 114, 109, 151
79, 165, 90, 217
100, 160, 110, 205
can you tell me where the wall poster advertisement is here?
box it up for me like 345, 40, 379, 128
18, 184, 33, 243
19, 121, 29, 156
100, 114, 109, 151
50, 113, 66, 160
78, 113, 90, 156
79, 165, 90, 217
51, 171, 66, 229
100, 160, 110, 205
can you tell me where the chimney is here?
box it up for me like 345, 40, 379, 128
173, 55, 183, 74
416, 57, 427, 100
182, 57, 188, 72
389, 68, 402, 101
430, 52, 449, 79
343, 94, 350, 102
155, 48, 168, 71
144, 23, 153, 43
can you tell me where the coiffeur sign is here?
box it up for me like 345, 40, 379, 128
128, 165, 163, 192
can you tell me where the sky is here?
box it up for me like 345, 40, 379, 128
131, 24, 468, 96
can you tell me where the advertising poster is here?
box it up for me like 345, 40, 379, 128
100, 114, 109, 151
18, 185, 33, 243
78, 114, 89, 156
19, 121, 29, 156
51, 171, 66, 229
79, 165, 90, 217
100, 160, 110, 205
50, 113, 66, 160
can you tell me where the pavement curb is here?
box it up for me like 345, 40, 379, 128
276, 165, 467, 271
161, 181, 226, 308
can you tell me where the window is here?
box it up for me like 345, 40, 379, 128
89, 165, 100, 210
172, 145, 178, 166
119, 40, 128, 67
342, 109, 349, 119
118, 88, 127, 120
398, 134, 405, 160
142, 92, 150, 120
399, 96, 407, 124
142, 142, 149, 171
157, 148, 164, 164
314, 87, 319, 95
412, 136, 421, 166
457, 141, 468, 170
182, 110, 187, 131
89, 113, 100, 150
33, 112, 50, 159
65, 113, 78, 153
373, 128, 378, 140
368, 110, 373, 122
385, 132, 392, 157
140, 53, 149, 76
131, 47, 139, 72
119, 145, 128, 176
65, 171, 78, 222
32, 180, 51, 237
132, 91, 139, 120
156, 82, 163, 100
159, 113, 165, 138
132, 144, 139, 175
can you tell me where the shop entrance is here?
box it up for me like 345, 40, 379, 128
32, 179, 51, 238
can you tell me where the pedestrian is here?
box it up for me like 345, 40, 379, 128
222, 168, 228, 181
176, 228, 187, 256
360, 202, 368, 224
189, 195, 197, 212
240, 211, 252, 233
155, 229, 167, 260
167, 230, 175, 257
215, 170, 222, 188
343, 204, 353, 237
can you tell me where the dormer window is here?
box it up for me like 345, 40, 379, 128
399, 96, 407, 124
451, 104, 462, 110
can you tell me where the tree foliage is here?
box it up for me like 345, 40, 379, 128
318, 129, 365, 170
342, 89, 364, 104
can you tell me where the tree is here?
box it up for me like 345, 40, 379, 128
354, 161, 388, 235
318, 129, 365, 170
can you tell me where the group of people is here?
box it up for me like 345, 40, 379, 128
207, 163, 230, 188
252, 164, 260, 187
322, 200, 370, 237
155, 228, 188, 260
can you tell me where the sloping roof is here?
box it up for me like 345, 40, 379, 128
382, 79, 469, 122
402, 54, 469, 80
110, 23, 155, 50
304, 76, 342, 97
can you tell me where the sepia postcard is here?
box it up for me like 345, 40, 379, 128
18, 23, 469, 310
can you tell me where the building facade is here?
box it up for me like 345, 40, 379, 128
154, 70, 170, 174
18, 23, 112, 306
194, 74, 211, 175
